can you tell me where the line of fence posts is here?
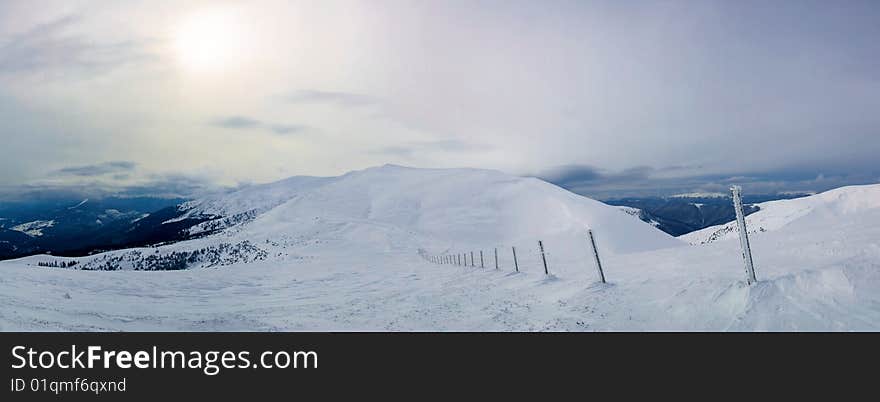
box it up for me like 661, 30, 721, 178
424, 187, 760, 288
427, 241, 591, 280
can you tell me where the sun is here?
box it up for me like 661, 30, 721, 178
173, 8, 249, 73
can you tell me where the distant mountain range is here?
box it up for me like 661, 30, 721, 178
0, 196, 188, 259
605, 192, 815, 236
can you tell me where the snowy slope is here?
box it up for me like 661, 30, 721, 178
246, 165, 680, 254
1, 170, 879, 331
681, 184, 880, 245
13, 165, 678, 273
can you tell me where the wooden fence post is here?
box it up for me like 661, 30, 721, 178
480, 250, 484, 268
538, 240, 549, 275
512, 246, 519, 272
494, 248, 499, 269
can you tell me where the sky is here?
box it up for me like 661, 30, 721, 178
1, 0, 879, 200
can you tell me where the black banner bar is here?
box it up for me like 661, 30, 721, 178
1, 332, 874, 400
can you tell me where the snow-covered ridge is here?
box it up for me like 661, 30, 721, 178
11, 220, 55, 237
68, 199, 89, 209
19, 165, 680, 271
617, 206, 660, 227
680, 183, 880, 244
670, 192, 728, 199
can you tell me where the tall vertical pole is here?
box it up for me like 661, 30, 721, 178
538, 240, 549, 275
471, 251, 475, 267
512, 247, 519, 272
494, 248, 499, 269
731, 185, 758, 285
587, 229, 606, 283
480, 251, 484, 268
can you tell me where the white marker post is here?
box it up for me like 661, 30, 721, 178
587, 229, 606, 283
731, 185, 758, 285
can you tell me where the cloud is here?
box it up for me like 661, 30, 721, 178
0, 15, 154, 77
212, 116, 308, 136
54, 161, 137, 177
370, 139, 488, 158
213, 116, 261, 129
122, 173, 225, 199
0, 171, 225, 201
283, 90, 377, 107
536, 164, 880, 200
269, 124, 308, 135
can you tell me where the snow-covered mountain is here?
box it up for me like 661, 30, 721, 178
10, 165, 680, 271
2, 169, 878, 331
680, 184, 880, 245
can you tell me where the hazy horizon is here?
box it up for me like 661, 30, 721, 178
2, 0, 879, 199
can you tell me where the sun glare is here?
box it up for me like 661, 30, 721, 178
174, 8, 249, 73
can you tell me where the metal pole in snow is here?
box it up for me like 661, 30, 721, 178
494, 248, 499, 269
512, 246, 519, 272
731, 185, 758, 285
480, 250, 484, 268
538, 240, 549, 275
471, 251, 475, 267
587, 229, 606, 283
